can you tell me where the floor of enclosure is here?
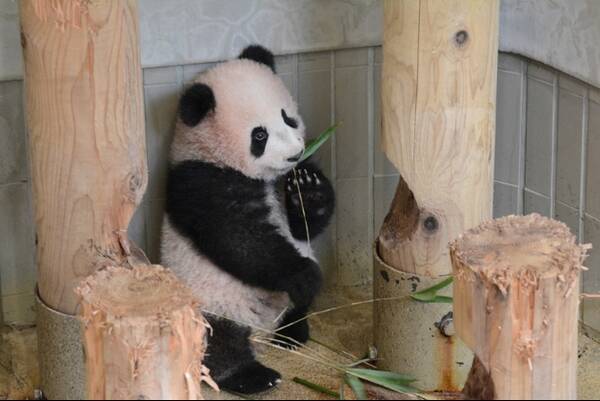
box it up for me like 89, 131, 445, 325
204, 286, 600, 401
0, 286, 599, 400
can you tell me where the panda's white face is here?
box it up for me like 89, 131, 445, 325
171, 58, 306, 181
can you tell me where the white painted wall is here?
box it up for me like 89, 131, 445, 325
500, 0, 600, 88
4, 1, 600, 87
0, 0, 383, 80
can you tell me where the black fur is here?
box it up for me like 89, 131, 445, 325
250, 126, 269, 158
204, 315, 281, 394
239, 45, 276, 73
179, 83, 215, 127
284, 161, 335, 241
165, 160, 322, 311
276, 306, 310, 348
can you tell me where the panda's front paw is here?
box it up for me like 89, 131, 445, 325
285, 166, 331, 209
285, 163, 335, 239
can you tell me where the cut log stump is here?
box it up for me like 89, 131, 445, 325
76, 265, 216, 400
451, 214, 590, 400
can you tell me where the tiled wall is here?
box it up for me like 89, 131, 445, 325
0, 81, 36, 324
1, 50, 600, 334
494, 53, 600, 332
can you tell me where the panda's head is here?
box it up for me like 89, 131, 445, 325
171, 45, 306, 181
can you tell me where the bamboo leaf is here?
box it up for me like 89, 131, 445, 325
293, 377, 340, 398
410, 277, 454, 304
345, 373, 367, 400
300, 123, 339, 162
346, 368, 419, 394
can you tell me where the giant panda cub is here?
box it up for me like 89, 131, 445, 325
161, 45, 335, 394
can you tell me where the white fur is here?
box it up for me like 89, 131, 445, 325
162, 218, 291, 331
170, 59, 306, 181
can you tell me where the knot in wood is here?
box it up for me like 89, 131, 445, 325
454, 30, 469, 47
423, 215, 439, 232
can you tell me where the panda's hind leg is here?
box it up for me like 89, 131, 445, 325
204, 314, 281, 394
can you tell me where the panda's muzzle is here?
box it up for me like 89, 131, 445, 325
287, 151, 304, 163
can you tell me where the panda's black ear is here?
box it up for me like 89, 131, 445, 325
238, 45, 276, 73
179, 83, 215, 127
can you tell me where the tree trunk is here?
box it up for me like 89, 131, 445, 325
76, 265, 215, 400
374, 0, 499, 391
451, 214, 588, 400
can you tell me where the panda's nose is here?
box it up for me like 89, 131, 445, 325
287, 150, 304, 163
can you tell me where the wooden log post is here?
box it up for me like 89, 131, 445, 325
76, 265, 214, 400
450, 214, 589, 400
21, 0, 146, 315
18, 1, 198, 398
374, 0, 499, 391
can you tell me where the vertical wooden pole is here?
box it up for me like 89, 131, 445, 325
374, 0, 499, 391
451, 214, 587, 399
20, 0, 147, 316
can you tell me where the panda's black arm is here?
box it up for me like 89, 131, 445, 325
166, 161, 322, 310
284, 161, 335, 241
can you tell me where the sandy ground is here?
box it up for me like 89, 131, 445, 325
0, 286, 599, 400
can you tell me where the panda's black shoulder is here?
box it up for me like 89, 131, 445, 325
166, 161, 266, 213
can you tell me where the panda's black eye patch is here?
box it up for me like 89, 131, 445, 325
251, 126, 269, 157
281, 109, 298, 129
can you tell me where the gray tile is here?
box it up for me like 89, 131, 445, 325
559, 75, 586, 96
523, 189, 551, 217
493, 182, 518, 218
373, 175, 400, 235
145, 198, 165, 264
0, 80, 28, 185
373, 64, 397, 176
143, 66, 180, 86
128, 200, 147, 254
336, 178, 371, 286
527, 62, 555, 84
583, 215, 600, 294
556, 88, 583, 208
0, 183, 35, 297
498, 53, 522, 73
586, 99, 600, 218
335, 48, 369, 68
554, 201, 580, 240
2, 292, 35, 324
275, 55, 296, 74
374, 47, 382, 64
495, 69, 523, 184
144, 84, 180, 200
299, 69, 332, 176
299, 52, 331, 72
525, 78, 554, 196
583, 298, 600, 332
335, 66, 369, 179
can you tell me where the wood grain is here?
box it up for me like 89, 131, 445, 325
451, 214, 587, 399
20, 0, 147, 314
77, 265, 212, 400
378, 0, 499, 277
